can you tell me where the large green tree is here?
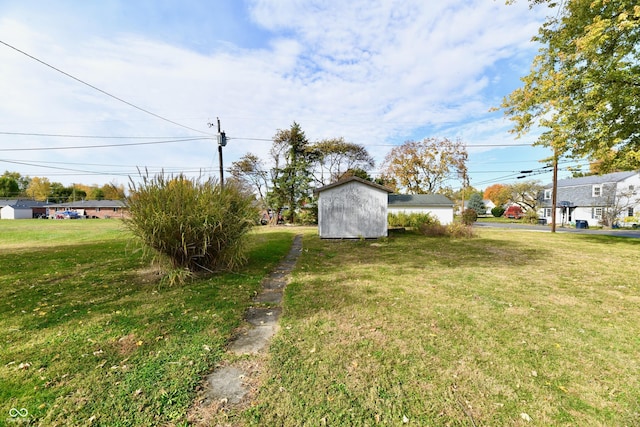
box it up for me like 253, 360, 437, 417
309, 137, 375, 186
0, 176, 19, 198
381, 137, 469, 195
268, 122, 313, 223
1, 171, 30, 196
501, 0, 640, 171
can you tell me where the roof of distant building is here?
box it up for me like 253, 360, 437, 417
388, 194, 454, 207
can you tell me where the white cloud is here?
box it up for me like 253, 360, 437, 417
0, 0, 548, 186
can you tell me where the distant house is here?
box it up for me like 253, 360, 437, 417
47, 199, 129, 219
540, 171, 640, 227
0, 199, 50, 219
388, 194, 454, 225
315, 177, 393, 239
461, 199, 495, 216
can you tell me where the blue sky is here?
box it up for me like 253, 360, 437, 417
0, 0, 583, 191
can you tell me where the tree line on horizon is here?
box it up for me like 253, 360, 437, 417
0, 171, 126, 202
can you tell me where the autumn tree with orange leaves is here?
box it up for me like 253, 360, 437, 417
483, 184, 511, 207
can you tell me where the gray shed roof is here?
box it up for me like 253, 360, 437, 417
314, 176, 394, 195
388, 194, 454, 207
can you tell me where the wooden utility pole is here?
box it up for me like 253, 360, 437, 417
208, 117, 226, 188
551, 148, 558, 233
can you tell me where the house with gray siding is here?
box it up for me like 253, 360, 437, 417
540, 171, 640, 227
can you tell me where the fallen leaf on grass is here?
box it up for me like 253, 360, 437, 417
520, 413, 532, 422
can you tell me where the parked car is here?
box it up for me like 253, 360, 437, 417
60, 210, 80, 219
503, 205, 524, 219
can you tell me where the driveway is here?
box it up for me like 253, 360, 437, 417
475, 222, 640, 239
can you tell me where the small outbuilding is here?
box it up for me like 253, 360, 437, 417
388, 194, 454, 225
315, 177, 393, 239
1, 204, 33, 219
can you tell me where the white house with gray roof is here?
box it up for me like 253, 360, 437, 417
540, 171, 640, 227
388, 194, 454, 225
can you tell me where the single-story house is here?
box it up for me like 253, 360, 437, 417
0, 199, 50, 219
388, 194, 454, 225
540, 171, 640, 227
47, 199, 129, 219
315, 177, 393, 239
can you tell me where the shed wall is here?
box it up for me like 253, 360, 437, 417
318, 182, 388, 238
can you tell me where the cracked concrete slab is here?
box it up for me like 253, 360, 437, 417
205, 367, 247, 404
228, 325, 279, 355
245, 306, 281, 325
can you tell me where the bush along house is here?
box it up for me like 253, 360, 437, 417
540, 171, 640, 228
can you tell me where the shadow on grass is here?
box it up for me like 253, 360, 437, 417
571, 233, 640, 246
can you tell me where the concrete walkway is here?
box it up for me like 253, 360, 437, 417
189, 234, 303, 421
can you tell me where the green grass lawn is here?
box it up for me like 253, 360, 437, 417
3, 221, 640, 426
0, 220, 297, 426
240, 229, 640, 426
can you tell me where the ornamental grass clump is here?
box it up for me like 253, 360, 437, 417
125, 173, 257, 283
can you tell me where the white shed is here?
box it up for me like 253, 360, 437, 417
315, 177, 393, 239
388, 194, 454, 225
1, 204, 32, 219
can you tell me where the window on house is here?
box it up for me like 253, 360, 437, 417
628, 208, 635, 217
593, 207, 603, 218
96, 207, 101, 212
544, 189, 552, 200
113, 207, 119, 212
544, 208, 552, 217
630, 185, 637, 195
592, 185, 602, 197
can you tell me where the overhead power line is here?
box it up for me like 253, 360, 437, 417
227, 136, 535, 148
0, 39, 212, 136
0, 131, 204, 139
0, 137, 210, 151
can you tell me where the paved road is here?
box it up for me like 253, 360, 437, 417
475, 222, 640, 239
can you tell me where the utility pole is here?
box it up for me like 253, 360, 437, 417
208, 117, 227, 188
551, 148, 558, 233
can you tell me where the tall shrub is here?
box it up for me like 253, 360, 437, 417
124, 174, 257, 280
461, 208, 478, 225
